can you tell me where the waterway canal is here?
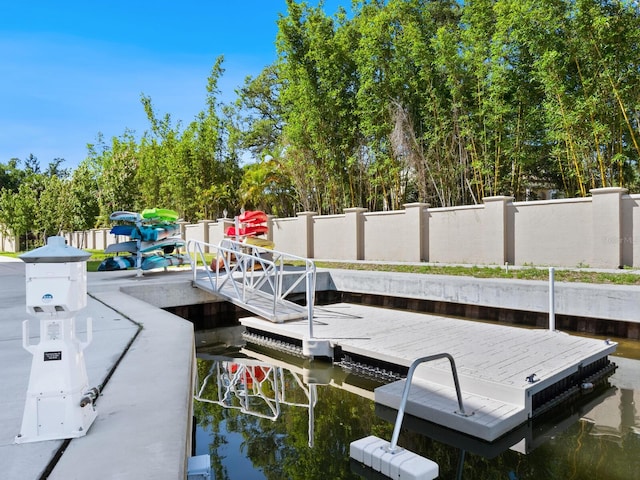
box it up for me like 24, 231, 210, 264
192, 327, 640, 480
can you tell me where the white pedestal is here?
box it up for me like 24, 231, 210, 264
15, 317, 97, 444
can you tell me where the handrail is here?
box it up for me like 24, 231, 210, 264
388, 353, 472, 453
187, 239, 316, 337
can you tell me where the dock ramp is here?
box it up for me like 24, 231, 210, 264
188, 239, 315, 324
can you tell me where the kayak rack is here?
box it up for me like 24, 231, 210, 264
188, 239, 328, 357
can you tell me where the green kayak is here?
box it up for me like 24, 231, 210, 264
141, 208, 179, 222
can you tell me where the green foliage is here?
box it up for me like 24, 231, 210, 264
0, 156, 72, 248
4, 0, 640, 238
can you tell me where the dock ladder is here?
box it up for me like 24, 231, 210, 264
350, 353, 471, 479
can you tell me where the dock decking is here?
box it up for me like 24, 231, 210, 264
239, 303, 617, 442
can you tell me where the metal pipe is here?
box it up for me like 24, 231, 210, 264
79, 386, 101, 407
388, 353, 470, 453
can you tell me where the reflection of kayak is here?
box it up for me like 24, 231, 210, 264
109, 211, 141, 222
229, 363, 269, 387
225, 225, 268, 237
239, 210, 268, 224
130, 224, 179, 242
98, 255, 136, 271
141, 208, 179, 222
141, 253, 189, 271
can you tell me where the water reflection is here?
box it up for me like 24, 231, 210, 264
193, 336, 640, 480
196, 355, 318, 446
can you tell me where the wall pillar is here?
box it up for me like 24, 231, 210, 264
88, 229, 97, 250
482, 196, 514, 265
344, 208, 368, 260
197, 220, 211, 253
296, 212, 316, 258
209, 218, 232, 247
99, 228, 108, 251
403, 203, 429, 262
590, 187, 627, 268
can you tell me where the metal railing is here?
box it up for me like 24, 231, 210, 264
188, 239, 316, 335
388, 353, 472, 453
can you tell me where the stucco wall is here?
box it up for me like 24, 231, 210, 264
0, 230, 17, 252
512, 198, 592, 267
47, 187, 640, 268
429, 205, 485, 264
621, 195, 640, 267
363, 211, 405, 261
313, 214, 348, 260
272, 216, 307, 257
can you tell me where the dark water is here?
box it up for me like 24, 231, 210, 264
193, 329, 640, 480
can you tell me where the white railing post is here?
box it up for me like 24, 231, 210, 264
549, 267, 555, 331
306, 268, 314, 339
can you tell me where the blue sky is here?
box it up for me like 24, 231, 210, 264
0, 0, 346, 170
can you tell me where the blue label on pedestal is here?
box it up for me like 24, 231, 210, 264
44, 351, 62, 361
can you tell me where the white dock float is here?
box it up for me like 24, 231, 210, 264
240, 303, 617, 442
350, 436, 438, 480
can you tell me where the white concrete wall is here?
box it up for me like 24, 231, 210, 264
512, 198, 592, 267
184, 223, 203, 243
429, 205, 485, 264
0, 230, 17, 252
314, 214, 348, 260
272, 215, 308, 257
622, 194, 640, 267
363, 211, 404, 261
92, 229, 109, 251
20, 187, 640, 268
328, 269, 640, 323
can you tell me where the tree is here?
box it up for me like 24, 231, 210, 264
277, 0, 361, 214
89, 131, 140, 225
0, 158, 27, 192
69, 161, 100, 231
0, 178, 38, 249
239, 154, 297, 216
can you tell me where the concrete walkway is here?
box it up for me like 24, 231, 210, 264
0, 257, 195, 479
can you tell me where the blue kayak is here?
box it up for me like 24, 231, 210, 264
109, 211, 142, 222
110, 224, 136, 237
141, 253, 189, 271
98, 255, 136, 271
130, 224, 179, 242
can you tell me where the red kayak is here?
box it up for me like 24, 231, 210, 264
238, 210, 268, 224
225, 225, 269, 237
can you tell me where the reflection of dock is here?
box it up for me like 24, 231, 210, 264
240, 303, 617, 442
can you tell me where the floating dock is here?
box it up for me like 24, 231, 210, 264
239, 303, 617, 442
